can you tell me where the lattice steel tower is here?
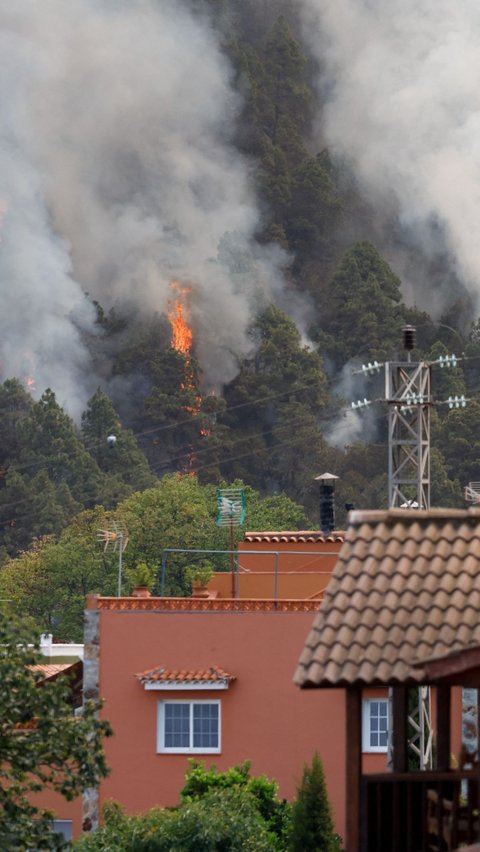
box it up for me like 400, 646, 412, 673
385, 326, 433, 768
386, 325, 432, 509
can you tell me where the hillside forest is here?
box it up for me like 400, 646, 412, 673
1, 2, 479, 638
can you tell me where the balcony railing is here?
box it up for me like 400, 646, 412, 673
361, 770, 480, 852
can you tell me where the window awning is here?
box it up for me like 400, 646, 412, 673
136, 665, 236, 691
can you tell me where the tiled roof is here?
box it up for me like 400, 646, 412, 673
31, 662, 77, 680
295, 509, 480, 688
136, 665, 235, 686
244, 530, 345, 543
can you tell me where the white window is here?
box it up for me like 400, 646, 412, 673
158, 700, 221, 754
363, 698, 389, 753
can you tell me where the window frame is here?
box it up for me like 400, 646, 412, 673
157, 699, 221, 754
362, 698, 389, 753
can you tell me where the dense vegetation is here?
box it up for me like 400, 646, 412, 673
0, 475, 306, 640
73, 759, 338, 851
1, 2, 479, 630
0, 613, 110, 851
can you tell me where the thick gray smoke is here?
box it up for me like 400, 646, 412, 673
0, 1, 288, 417
299, 0, 480, 313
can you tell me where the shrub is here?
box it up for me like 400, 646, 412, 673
290, 753, 341, 851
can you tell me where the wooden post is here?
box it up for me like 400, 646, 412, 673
346, 687, 362, 852
436, 685, 451, 771
392, 686, 409, 772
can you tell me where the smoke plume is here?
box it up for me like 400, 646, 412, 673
0, 1, 288, 416
299, 0, 480, 314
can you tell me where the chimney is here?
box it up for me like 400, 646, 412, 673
402, 324, 416, 352
315, 473, 339, 535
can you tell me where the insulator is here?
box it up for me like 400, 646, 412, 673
403, 325, 416, 351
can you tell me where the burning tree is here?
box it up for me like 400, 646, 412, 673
165, 282, 218, 474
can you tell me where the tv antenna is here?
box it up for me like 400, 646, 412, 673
97, 520, 129, 597
216, 488, 245, 597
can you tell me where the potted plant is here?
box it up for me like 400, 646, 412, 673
185, 560, 214, 597
132, 562, 152, 598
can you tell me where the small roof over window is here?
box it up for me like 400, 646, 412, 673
136, 665, 236, 691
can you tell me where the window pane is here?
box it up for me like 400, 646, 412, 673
368, 700, 388, 750
193, 703, 218, 749
164, 703, 190, 748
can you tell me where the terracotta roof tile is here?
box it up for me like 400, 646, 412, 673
136, 665, 235, 687
295, 508, 480, 688
243, 530, 345, 543
31, 663, 77, 680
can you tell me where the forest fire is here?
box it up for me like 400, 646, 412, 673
167, 282, 211, 468
167, 283, 193, 355
23, 353, 36, 394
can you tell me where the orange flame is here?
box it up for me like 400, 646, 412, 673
167, 283, 193, 354
166, 283, 212, 472
23, 352, 36, 394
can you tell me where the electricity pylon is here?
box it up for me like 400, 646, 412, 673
386, 355, 431, 510
352, 326, 466, 770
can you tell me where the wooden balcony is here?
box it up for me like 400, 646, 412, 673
362, 770, 480, 852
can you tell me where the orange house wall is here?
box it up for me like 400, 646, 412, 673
211, 571, 332, 599
238, 540, 343, 574
98, 609, 349, 839
28, 790, 82, 839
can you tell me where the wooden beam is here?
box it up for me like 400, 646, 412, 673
346, 687, 362, 852
392, 686, 408, 772
436, 685, 451, 771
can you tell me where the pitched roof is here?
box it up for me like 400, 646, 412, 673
295, 508, 480, 688
136, 665, 235, 687
244, 531, 345, 543
31, 662, 80, 681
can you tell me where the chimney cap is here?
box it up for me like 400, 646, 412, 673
314, 472, 339, 482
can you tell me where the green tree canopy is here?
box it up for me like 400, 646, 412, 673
81, 388, 155, 499
316, 241, 407, 366
0, 613, 111, 850
0, 474, 307, 639
221, 306, 329, 492
74, 761, 288, 851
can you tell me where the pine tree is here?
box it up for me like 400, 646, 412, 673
290, 753, 341, 852
81, 387, 155, 496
